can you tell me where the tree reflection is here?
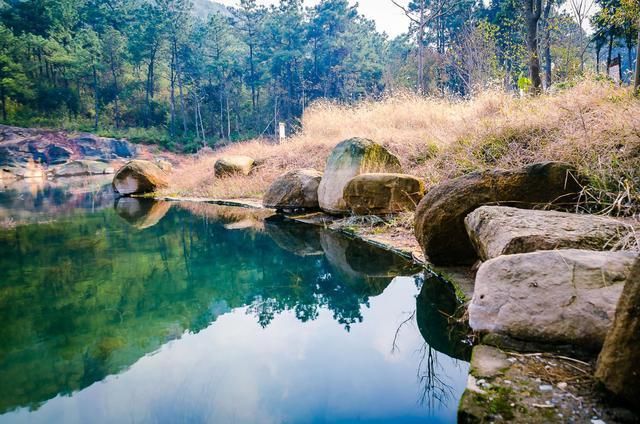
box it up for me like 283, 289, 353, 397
0, 204, 419, 414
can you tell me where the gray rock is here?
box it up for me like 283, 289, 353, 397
52, 160, 113, 178
414, 162, 583, 265
465, 206, 632, 260
343, 173, 425, 215
317, 138, 402, 214
263, 168, 322, 210
470, 345, 511, 378
469, 249, 637, 351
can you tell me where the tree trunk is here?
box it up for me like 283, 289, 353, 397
145, 44, 158, 127
170, 43, 176, 137
93, 64, 100, 131
109, 52, 120, 129
417, 0, 425, 94
542, 0, 553, 89
249, 42, 256, 112
526, 0, 543, 94
635, 20, 640, 94
596, 47, 601, 74
607, 33, 614, 70
1, 86, 6, 122
177, 59, 188, 136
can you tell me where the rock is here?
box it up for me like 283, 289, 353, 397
317, 138, 402, 214
214, 155, 255, 177
465, 206, 631, 260
52, 160, 113, 178
595, 258, 640, 408
470, 345, 511, 379
469, 249, 637, 352
154, 158, 173, 173
414, 162, 583, 265
112, 160, 169, 196
344, 173, 425, 215
115, 197, 172, 229
45, 144, 73, 165
263, 168, 322, 210
0, 169, 16, 181
4, 159, 46, 179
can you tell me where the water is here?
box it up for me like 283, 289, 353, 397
0, 179, 469, 424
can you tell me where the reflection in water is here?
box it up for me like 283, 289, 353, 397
115, 197, 172, 229
0, 194, 469, 423
416, 274, 472, 362
0, 175, 114, 224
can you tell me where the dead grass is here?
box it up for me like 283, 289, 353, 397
163, 78, 640, 217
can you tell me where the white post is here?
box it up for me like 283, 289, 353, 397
279, 122, 286, 143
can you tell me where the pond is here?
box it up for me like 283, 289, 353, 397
0, 178, 470, 424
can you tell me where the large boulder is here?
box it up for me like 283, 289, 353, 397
317, 138, 402, 214
214, 155, 255, 177
465, 206, 631, 261
595, 258, 640, 409
263, 168, 322, 210
469, 249, 637, 352
344, 173, 425, 215
52, 160, 114, 178
414, 162, 583, 265
112, 160, 169, 196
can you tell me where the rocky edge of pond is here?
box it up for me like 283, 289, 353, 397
102, 136, 639, 422
0, 125, 176, 182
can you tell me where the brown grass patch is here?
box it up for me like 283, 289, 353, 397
163, 79, 640, 216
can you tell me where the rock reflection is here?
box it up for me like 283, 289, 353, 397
416, 273, 472, 361
264, 215, 324, 257
115, 197, 172, 229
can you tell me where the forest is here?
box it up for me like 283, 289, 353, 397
0, 0, 638, 151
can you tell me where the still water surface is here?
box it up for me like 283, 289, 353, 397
0, 178, 469, 423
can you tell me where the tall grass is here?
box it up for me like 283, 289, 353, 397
164, 78, 640, 216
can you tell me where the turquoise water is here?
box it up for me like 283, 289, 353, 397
0, 180, 469, 423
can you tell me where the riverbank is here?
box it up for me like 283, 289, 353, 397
160, 80, 640, 220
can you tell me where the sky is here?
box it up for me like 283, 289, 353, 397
214, 0, 411, 37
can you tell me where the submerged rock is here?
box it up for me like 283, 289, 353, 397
344, 173, 425, 215
465, 206, 631, 260
112, 160, 169, 196
214, 155, 255, 177
414, 162, 582, 265
317, 138, 402, 214
469, 249, 637, 352
263, 168, 322, 210
596, 258, 640, 409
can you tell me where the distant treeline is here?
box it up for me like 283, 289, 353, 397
0, 0, 637, 150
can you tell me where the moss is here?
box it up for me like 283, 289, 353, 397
486, 386, 516, 420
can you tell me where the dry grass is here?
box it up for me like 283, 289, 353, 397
163, 78, 640, 216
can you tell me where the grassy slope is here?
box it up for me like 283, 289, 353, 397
163, 79, 640, 216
